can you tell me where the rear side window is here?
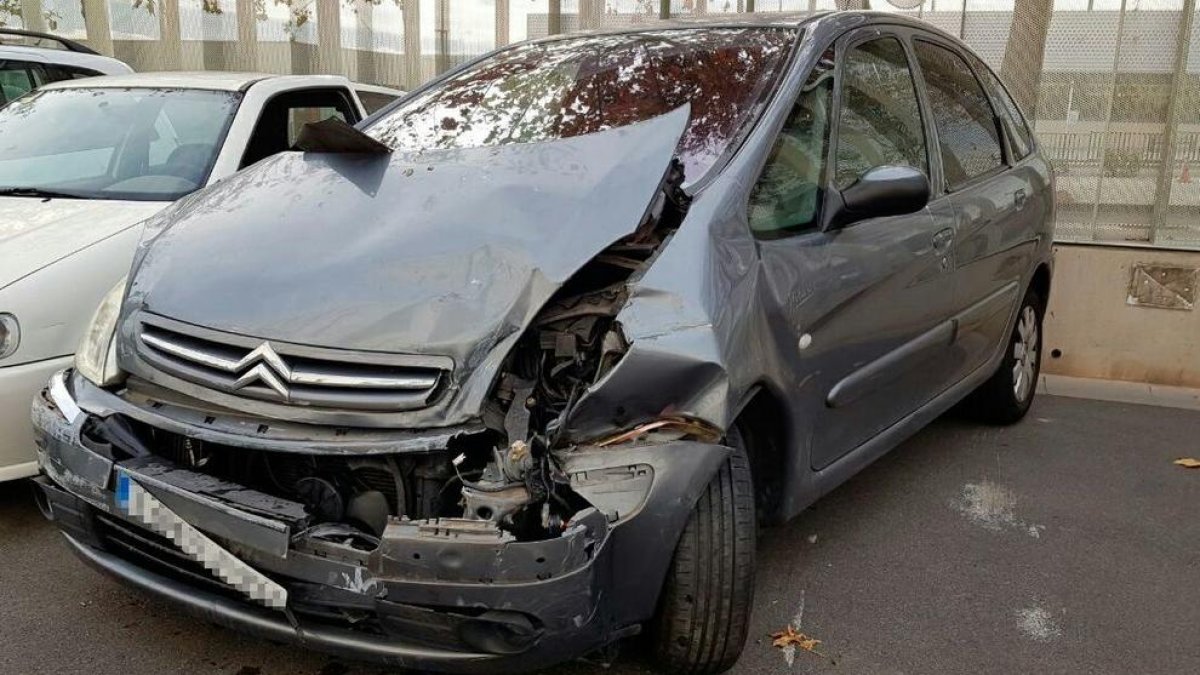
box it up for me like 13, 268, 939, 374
835, 37, 927, 189
0, 61, 36, 106
356, 89, 398, 115
913, 41, 1004, 189
971, 58, 1034, 160
43, 64, 104, 82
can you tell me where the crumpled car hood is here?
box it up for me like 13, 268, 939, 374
0, 197, 164, 290
122, 107, 688, 423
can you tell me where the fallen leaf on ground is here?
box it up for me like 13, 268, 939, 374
1174, 458, 1200, 468
770, 625, 822, 651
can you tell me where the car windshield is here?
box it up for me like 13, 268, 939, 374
0, 87, 240, 201
367, 28, 797, 185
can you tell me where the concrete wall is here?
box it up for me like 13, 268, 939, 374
1043, 244, 1200, 388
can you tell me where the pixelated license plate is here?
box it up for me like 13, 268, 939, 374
115, 470, 289, 609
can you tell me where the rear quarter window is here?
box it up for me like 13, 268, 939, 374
970, 56, 1035, 161
356, 90, 399, 116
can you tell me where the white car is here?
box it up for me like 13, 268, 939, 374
0, 71, 402, 481
0, 28, 132, 104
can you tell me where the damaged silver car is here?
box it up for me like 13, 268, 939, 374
32, 12, 1054, 674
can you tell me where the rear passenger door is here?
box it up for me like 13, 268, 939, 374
239, 88, 360, 169
911, 38, 1042, 383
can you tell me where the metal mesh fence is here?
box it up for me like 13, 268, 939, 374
1, 0, 1198, 249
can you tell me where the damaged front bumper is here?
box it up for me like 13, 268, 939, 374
33, 370, 731, 672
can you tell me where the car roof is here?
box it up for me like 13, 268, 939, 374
0, 44, 132, 75
39, 71, 355, 93
526, 10, 961, 45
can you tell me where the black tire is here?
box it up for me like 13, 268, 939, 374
962, 288, 1044, 425
652, 434, 756, 674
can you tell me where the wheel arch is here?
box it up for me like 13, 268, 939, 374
1030, 262, 1052, 310
729, 383, 791, 525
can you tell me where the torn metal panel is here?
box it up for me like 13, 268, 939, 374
378, 508, 606, 583
559, 441, 732, 624
121, 107, 690, 429
293, 118, 393, 155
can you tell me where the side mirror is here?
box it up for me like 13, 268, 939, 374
826, 165, 930, 230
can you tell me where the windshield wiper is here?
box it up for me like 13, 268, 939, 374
0, 187, 88, 199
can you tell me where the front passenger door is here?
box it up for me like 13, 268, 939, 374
752, 31, 957, 471
808, 33, 958, 469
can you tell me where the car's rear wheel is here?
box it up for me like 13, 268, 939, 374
962, 287, 1044, 424
652, 430, 756, 674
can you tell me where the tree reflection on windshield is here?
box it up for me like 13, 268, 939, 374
368, 28, 796, 184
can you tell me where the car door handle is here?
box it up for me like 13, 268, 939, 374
1014, 188, 1028, 208
932, 227, 955, 252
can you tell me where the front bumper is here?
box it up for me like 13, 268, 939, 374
33, 370, 731, 672
0, 354, 73, 481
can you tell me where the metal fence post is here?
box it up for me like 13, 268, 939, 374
435, 0, 451, 74
403, 0, 422, 88
316, 0, 343, 75
581, 0, 604, 28
1088, 0, 1129, 240
80, 0, 114, 56
496, 0, 510, 46
234, 0, 259, 72
158, 0, 182, 71
1149, 0, 1197, 244
19, 0, 46, 32
549, 0, 562, 35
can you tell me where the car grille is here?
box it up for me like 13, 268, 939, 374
135, 314, 452, 412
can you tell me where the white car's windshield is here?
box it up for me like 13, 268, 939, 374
0, 87, 241, 201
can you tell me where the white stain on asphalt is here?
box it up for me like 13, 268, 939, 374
1016, 605, 1062, 642
956, 480, 1017, 530
782, 590, 806, 668
953, 480, 1044, 538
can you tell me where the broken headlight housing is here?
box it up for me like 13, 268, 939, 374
75, 278, 126, 387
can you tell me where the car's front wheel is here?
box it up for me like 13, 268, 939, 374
962, 287, 1044, 424
652, 434, 755, 674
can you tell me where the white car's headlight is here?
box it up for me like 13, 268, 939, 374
0, 313, 18, 360
76, 279, 127, 387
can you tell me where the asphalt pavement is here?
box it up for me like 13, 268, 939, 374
1, 395, 1197, 674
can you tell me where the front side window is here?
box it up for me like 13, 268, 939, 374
0, 88, 241, 201
835, 37, 927, 188
367, 28, 796, 186
914, 41, 1004, 188
748, 50, 834, 237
